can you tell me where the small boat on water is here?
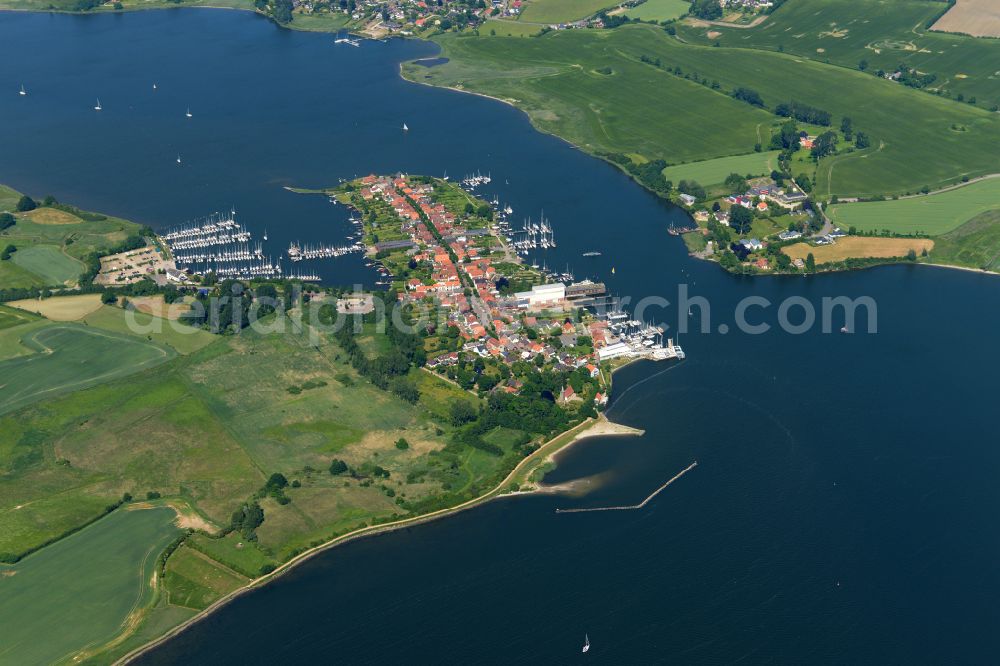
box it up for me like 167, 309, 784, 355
186, 107, 193, 118
176, 155, 182, 165
153, 83, 157, 90
840, 325, 849, 334
19, 84, 27, 96
94, 98, 102, 111
582, 251, 601, 257
582, 634, 590, 653
402, 122, 409, 131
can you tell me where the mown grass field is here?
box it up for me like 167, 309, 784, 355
481, 18, 543, 37
662, 150, 781, 185
676, 0, 1000, 109
827, 177, 1000, 234
625, 0, 689, 21
9, 246, 83, 286
164, 544, 248, 611
0, 507, 181, 666
518, 0, 617, 23
416, 24, 1000, 198
0, 323, 173, 416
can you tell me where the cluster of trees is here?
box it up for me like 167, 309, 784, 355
677, 179, 707, 201
769, 120, 801, 150
731, 87, 765, 108
724, 173, 748, 195
810, 131, 839, 158
729, 205, 754, 235
775, 100, 831, 126
255, 0, 293, 23
230, 501, 265, 541
15, 195, 36, 212
0, 212, 15, 231
603, 153, 672, 197
690, 0, 722, 20
1, 245, 15, 261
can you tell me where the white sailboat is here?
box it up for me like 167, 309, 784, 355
153, 83, 157, 90
582, 634, 590, 653
402, 122, 409, 131
263, 228, 268, 241
176, 154, 182, 165
19, 84, 27, 96
185, 108, 192, 118
94, 98, 102, 111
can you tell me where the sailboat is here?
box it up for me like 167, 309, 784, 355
153, 83, 157, 90
611, 266, 616, 275
185, 108, 192, 118
19, 84, 26, 96
176, 154, 182, 165
94, 98, 102, 111
402, 122, 409, 131
263, 228, 268, 241
582, 634, 590, 653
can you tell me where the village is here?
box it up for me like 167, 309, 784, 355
337, 173, 684, 405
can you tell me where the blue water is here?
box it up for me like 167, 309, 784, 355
3, 10, 1000, 664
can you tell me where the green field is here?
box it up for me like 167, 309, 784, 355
929, 210, 1000, 271
0, 324, 173, 416
163, 544, 248, 611
0, 186, 142, 289
9, 245, 83, 286
676, 0, 1000, 110
0, 507, 181, 666
481, 18, 544, 37
412, 24, 1000, 198
82, 304, 217, 356
0, 313, 526, 613
827, 177, 1000, 234
518, 0, 617, 23
625, 0, 689, 21
662, 150, 782, 185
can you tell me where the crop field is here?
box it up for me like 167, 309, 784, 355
625, 0, 689, 21
827, 177, 1000, 234
518, 0, 617, 23
782, 237, 935, 264
8, 294, 104, 321
662, 150, 782, 185
932, 0, 1000, 38
0, 507, 181, 666
676, 0, 1000, 108
420, 25, 1000, 197
0, 324, 173, 416
410, 31, 772, 165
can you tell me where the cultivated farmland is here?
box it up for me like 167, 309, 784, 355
662, 151, 782, 185
827, 177, 1000, 234
518, 0, 617, 23
676, 0, 1000, 108
932, 0, 1000, 38
625, 0, 690, 21
0, 323, 173, 416
0, 507, 181, 666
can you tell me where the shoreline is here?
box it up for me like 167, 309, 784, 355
116, 414, 630, 664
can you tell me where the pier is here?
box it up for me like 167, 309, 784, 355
554, 461, 698, 514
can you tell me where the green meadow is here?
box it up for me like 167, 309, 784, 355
82, 304, 217, 356
662, 151, 782, 186
481, 19, 544, 37
929, 210, 1000, 271
676, 0, 1000, 109
413, 24, 1000, 198
0, 308, 534, 656
827, 177, 1000, 234
0, 507, 181, 666
625, 0, 689, 21
0, 324, 173, 416
0, 186, 142, 289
